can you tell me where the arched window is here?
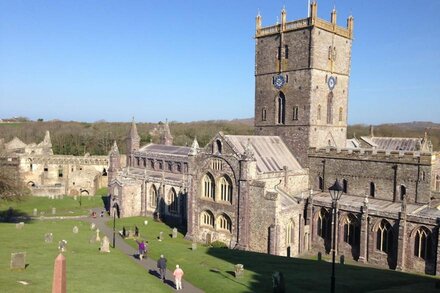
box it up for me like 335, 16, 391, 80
202, 173, 215, 200
343, 214, 360, 246
339, 107, 343, 122
215, 139, 222, 154
102, 168, 107, 176
342, 179, 348, 194
317, 209, 331, 240
277, 92, 286, 124
318, 176, 324, 191
327, 93, 333, 124
292, 106, 299, 120
200, 210, 214, 227
317, 105, 321, 121
217, 214, 232, 232
149, 185, 157, 208
370, 182, 375, 197
376, 220, 393, 253
286, 220, 294, 245
219, 176, 232, 203
414, 227, 432, 260
58, 166, 63, 178
167, 188, 178, 214
400, 185, 406, 200
262, 107, 267, 121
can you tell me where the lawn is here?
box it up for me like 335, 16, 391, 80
0, 188, 108, 218
115, 216, 440, 293
0, 220, 171, 293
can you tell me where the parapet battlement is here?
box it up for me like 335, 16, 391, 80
256, 1, 353, 39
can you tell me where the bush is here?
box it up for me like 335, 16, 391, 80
210, 240, 228, 249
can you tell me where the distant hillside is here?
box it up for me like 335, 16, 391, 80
0, 120, 438, 155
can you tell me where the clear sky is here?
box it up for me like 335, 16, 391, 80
0, 1, 439, 124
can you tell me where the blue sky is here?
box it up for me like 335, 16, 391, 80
0, 1, 439, 124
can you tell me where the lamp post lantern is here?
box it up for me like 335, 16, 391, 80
329, 179, 343, 293
112, 202, 119, 248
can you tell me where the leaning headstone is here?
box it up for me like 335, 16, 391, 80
72, 226, 79, 234
52, 207, 56, 215
191, 242, 197, 251
16, 222, 25, 229
158, 231, 163, 241
52, 253, 66, 293
172, 228, 178, 239
234, 264, 244, 278
10, 252, 26, 270
90, 223, 96, 230
317, 252, 322, 261
340, 255, 345, 265
100, 236, 110, 253
144, 220, 148, 226
44, 233, 53, 243
33, 208, 38, 217
58, 240, 67, 252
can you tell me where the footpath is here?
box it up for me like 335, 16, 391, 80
83, 209, 204, 293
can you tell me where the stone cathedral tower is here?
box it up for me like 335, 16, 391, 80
254, 2, 354, 166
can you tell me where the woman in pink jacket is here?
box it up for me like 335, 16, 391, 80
173, 264, 184, 290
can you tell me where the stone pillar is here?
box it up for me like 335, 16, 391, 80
184, 174, 195, 240
236, 179, 250, 250
141, 180, 146, 216
396, 211, 407, 271
298, 213, 304, 254
269, 224, 279, 255
307, 196, 314, 248
358, 203, 369, 263
52, 253, 66, 293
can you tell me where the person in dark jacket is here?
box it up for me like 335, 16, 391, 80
157, 254, 167, 282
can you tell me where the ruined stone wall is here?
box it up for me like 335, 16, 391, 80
120, 183, 142, 218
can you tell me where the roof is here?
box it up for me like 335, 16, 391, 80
360, 136, 421, 151
139, 144, 191, 157
224, 135, 303, 173
5, 137, 27, 150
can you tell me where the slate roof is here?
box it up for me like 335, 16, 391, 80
224, 135, 303, 173
139, 144, 191, 157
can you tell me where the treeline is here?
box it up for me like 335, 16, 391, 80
0, 120, 438, 155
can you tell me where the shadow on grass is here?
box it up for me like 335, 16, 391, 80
206, 247, 439, 293
101, 195, 110, 212
0, 208, 32, 223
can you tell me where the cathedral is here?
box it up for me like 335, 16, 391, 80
108, 2, 440, 275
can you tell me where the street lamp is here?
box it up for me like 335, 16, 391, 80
112, 202, 119, 248
329, 179, 343, 293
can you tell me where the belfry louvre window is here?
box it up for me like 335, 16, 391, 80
219, 176, 232, 203
376, 220, 393, 253
217, 214, 232, 232
277, 92, 286, 124
292, 106, 299, 121
414, 227, 432, 260
201, 210, 214, 227
202, 174, 215, 200
370, 182, 376, 197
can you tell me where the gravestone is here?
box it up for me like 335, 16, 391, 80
60, 195, 64, 200
10, 252, 26, 270
234, 264, 244, 278
16, 222, 24, 229
44, 233, 53, 243
52, 207, 56, 215
72, 226, 79, 234
191, 242, 197, 251
172, 228, 178, 238
95, 229, 101, 242
33, 208, 38, 217
58, 240, 67, 252
144, 220, 148, 226
90, 223, 96, 230
340, 255, 345, 265
158, 231, 163, 241
317, 252, 322, 261
74, 195, 77, 201
40, 211, 45, 217
100, 236, 110, 253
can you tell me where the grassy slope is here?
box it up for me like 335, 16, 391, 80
0, 220, 171, 293
115, 217, 439, 293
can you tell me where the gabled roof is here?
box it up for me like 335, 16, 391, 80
139, 143, 191, 157
224, 135, 303, 173
5, 137, 27, 150
360, 136, 421, 151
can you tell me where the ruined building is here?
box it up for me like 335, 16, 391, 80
109, 2, 440, 275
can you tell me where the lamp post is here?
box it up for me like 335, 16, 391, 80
112, 202, 119, 248
329, 179, 343, 293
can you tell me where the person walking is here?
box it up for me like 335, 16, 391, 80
136, 240, 145, 260
173, 264, 184, 290
157, 254, 167, 282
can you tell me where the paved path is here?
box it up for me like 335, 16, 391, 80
84, 209, 204, 293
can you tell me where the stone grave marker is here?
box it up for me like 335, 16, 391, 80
58, 240, 67, 252
60, 195, 64, 200
52, 207, 56, 215
90, 223, 96, 230
33, 208, 38, 217
144, 220, 148, 226
100, 236, 110, 253
158, 231, 163, 241
340, 255, 345, 265
317, 252, 322, 261
16, 222, 24, 229
95, 229, 101, 242
74, 195, 77, 201
10, 252, 26, 270
44, 233, 53, 243
191, 242, 197, 251
172, 228, 178, 239
72, 226, 79, 234
234, 264, 244, 278
40, 211, 45, 217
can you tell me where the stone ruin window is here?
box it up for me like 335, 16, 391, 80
327, 93, 333, 124
217, 214, 232, 233
262, 107, 267, 121
149, 185, 157, 208
167, 162, 172, 172
214, 139, 222, 155
292, 106, 299, 121
143, 158, 147, 168
317, 208, 331, 240
28, 158, 33, 171
414, 226, 432, 260
318, 176, 324, 191
376, 220, 393, 254
58, 166, 63, 178
370, 182, 376, 197
201, 210, 214, 228
136, 157, 140, 167
102, 168, 107, 176
150, 160, 155, 170
167, 188, 178, 214
176, 163, 182, 173
158, 161, 163, 170
342, 179, 348, 194
400, 185, 406, 201
44, 165, 48, 172
219, 176, 232, 203
277, 92, 286, 125
286, 220, 294, 245
436, 175, 440, 192
343, 214, 360, 246
202, 173, 215, 200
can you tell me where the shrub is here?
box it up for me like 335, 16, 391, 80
210, 240, 228, 249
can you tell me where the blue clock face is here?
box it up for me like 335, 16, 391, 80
328, 76, 336, 90
273, 75, 285, 89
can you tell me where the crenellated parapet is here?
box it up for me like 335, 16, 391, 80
256, 2, 353, 39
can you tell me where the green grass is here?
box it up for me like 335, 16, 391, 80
0, 194, 105, 218
114, 217, 439, 293
0, 220, 171, 293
